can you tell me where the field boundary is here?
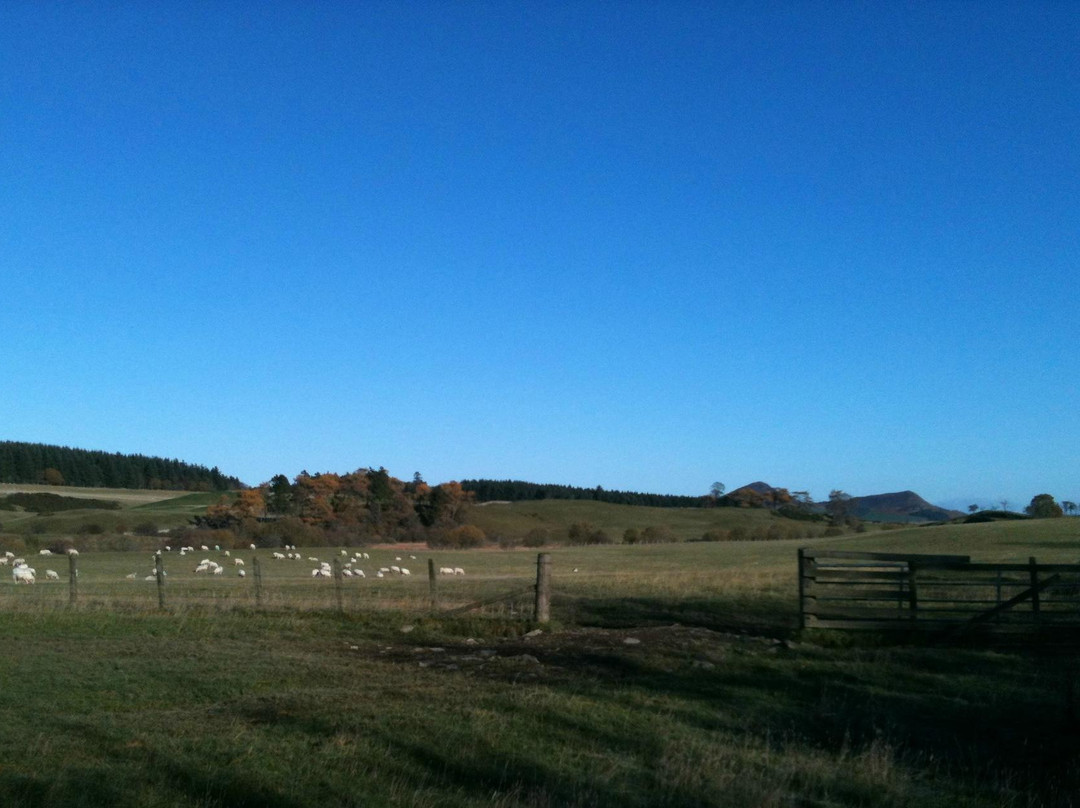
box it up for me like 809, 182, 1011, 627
798, 548, 1080, 635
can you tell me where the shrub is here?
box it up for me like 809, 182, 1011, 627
699, 529, 727, 542
822, 526, 845, 537
567, 522, 596, 545
76, 523, 104, 535
728, 526, 747, 542
623, 528, 640, 545
431, 525, 486, 549
522, 528, 548, 548
640, 525, 673, 544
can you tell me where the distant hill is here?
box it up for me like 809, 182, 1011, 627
0, 441, 243, 491
725, 482, 963, 523
847, 491, 965, 523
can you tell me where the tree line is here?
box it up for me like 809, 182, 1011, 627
0, 441, 242, 491
196, 469, 473, 545
459, 479, 711, 508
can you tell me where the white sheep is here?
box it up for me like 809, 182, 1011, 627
67, 548, 79, 556
39, 549, 52, 556
250, 543, 257, 550
400, 568, 411, 576
45, 569, 59, 581
453, 567, 465, 575
272, 552, 285, 560
201, 545, 209, 551
234, 558, 245, 566
238, 569, 246, 578
354, 569, 366, 578
439, 567, 454, 575
389, 565, 401, 574
13, 565, 35, 584
0, 558, 7, 567
125, 572, 137, 580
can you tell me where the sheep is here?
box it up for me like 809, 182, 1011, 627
13, 558, 25, 566
67, 548, 79, 556
0, 558, 7, 567
378, 567, 390, 574
3, 551, 12, 558
362, 552, 370, 559
272, 552, 285, 560
354, 569, 366, 578
45, 569, 59, 581
400, 568, 411, 576
389, 565, 401, 574
375, 571, 384, 578
341, 549, 348, 556
234, 558, 245, 566
125, 572, 137, 580
250, 543, 257, 550
224, 550, 230, 557
212, 566, 223, 575
144, 575, 156, 581
439, 567, 454, 575
39, 549, 52, 556
238, 569, 246, 578
201, 545, 209, 551
453, 567, 465, 575
307, 556, 319, 563
13, 565, 35, 584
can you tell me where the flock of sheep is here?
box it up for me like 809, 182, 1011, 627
3, 547, 77, 584
5, 544, 467, 585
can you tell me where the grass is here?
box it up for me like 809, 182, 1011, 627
0, 515, 1078, 805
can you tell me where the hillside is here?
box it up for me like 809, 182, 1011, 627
848, 490, 965, 523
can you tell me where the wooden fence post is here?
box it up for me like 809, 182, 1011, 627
534, 553, 551, 623
68, 552, 78, 607
907, 563, 918, 623
155, 554, 166, 610
428, 558, 438, 613
797, 549, 806, 630
253, 556, 262, 607
333, 557, 344, 613
1030, 557, 1040, 622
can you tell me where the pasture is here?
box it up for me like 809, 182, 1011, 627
0, 520, 1077, 806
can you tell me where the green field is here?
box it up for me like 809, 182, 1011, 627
0, 516, 1078, 806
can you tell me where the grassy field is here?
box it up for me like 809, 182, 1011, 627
0, 518, 1078, 806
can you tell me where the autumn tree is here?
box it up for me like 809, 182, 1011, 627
1025, 494, 1064, 519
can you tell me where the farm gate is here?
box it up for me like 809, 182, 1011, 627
799, 549, 1080, 636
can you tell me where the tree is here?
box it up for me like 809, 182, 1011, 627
1024, 494, 1064, 519
1062, 500, 1077, 516
709, 482, 725, 500
826, 489, 852, 526
968, 504, 979, 514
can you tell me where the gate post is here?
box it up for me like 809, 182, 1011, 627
797, 549, 806, 630
1030, 557, 1040, 622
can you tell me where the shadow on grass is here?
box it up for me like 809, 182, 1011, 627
558, 593, 798, 637
29, 718, 312, 808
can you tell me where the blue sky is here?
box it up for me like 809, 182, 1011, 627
2, 2, 1077, 509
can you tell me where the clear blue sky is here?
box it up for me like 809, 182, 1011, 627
2, 2, 1077, 509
